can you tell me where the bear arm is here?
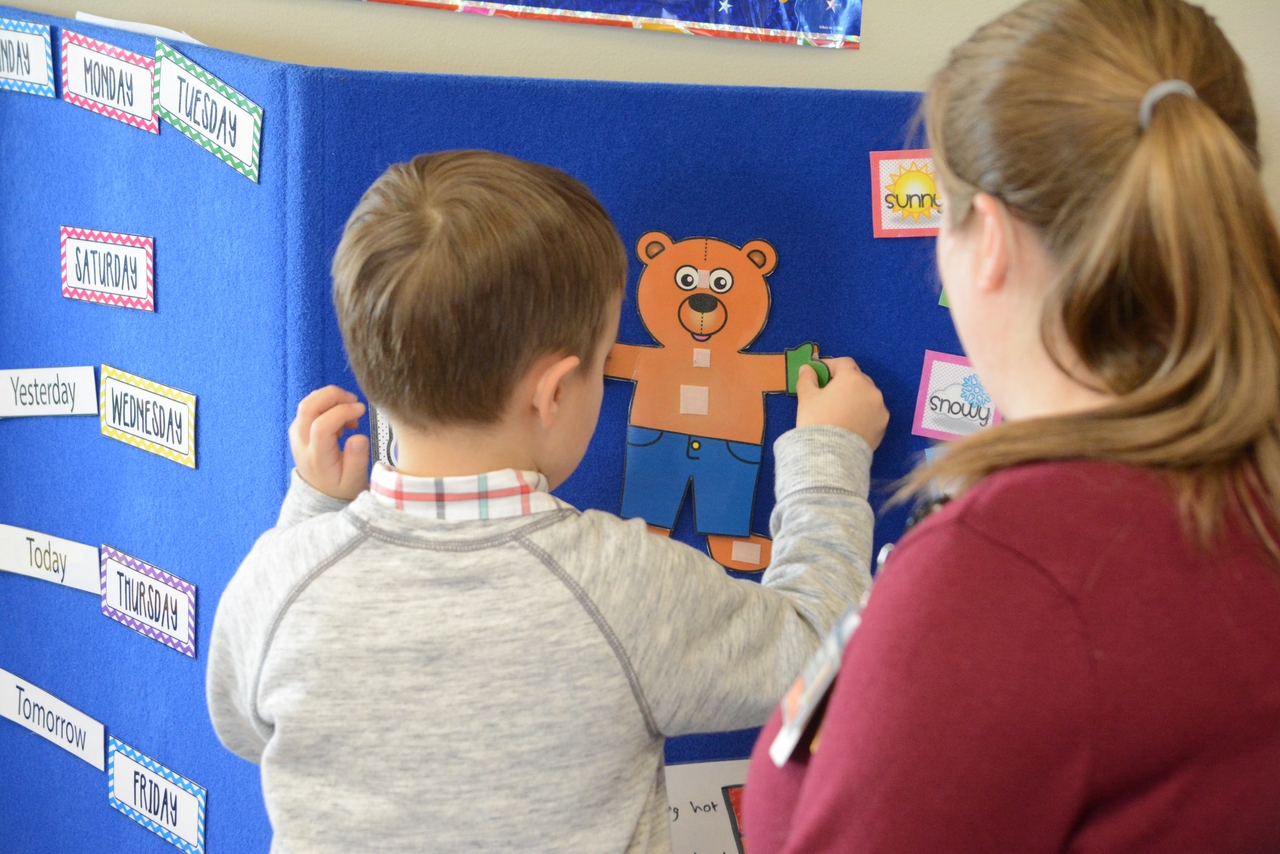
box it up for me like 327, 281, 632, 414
604, 343, 645, 379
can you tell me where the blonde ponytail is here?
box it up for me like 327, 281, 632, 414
910, 0, 1280, 559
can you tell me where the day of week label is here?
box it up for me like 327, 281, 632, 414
0, 366, 98, 417
0, 666, 105, 769
61, 227, 155, 311
0, 18, 54, 98
153, 41, 262, 183
108, 737, 206, 854
100, 365, 196, 468
61, 31, 158, 133
0, 523, 100, 593
100, 545, 196, 657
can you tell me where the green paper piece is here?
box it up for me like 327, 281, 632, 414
152, 41, 263, 183
938, 288, 950, 307
785, 342, 830, 394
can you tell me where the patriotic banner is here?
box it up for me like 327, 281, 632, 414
368, 0, 861, 48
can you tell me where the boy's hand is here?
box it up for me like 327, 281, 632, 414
289, 386, 370, 500
795, 358, 889, 450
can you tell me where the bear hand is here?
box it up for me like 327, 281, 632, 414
785, 343, 831, 394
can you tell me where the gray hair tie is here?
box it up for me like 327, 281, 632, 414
1139, 79, 1198, 130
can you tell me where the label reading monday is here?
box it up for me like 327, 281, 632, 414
1, 666, 105, 769
108, 737, 207, 854
61, 30, 159, 132
100, 365, 196, 468
0, 366, 98, 418
101, 544, 196, 657
0, 523, 99, 593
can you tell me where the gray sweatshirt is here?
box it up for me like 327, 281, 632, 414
206, 425, 874, 853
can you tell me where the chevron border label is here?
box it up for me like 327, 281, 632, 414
99, 365, 197, 468
152, 41, 261, 183
0, 17, 55, 98
61, 226, 156, 311
100, 544, 197, 658
61, 30, 159, 133
108, 737, 207, 854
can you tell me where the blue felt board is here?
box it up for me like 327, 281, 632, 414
0, 7, 961, 851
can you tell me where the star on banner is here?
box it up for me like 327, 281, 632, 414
719, 0, 732, 11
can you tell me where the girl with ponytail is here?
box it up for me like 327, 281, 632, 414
743, 1, 1280, 851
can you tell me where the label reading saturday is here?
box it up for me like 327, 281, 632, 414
61, 227, 155, 311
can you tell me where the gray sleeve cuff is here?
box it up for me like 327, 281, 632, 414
773, 425, 872, 500
275, 469, 353, 528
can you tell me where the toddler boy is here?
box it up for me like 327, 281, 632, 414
207, 150, 886, 853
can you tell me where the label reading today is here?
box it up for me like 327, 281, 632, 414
100, 545, 196, 657
0, 366, 98, 418
61, 31, 159, 133
108, 737, 207, 854
153, 41, 262, 182
0, 18, 54, 98
0, 523, 99, 593
100, 365, 196, 468
0, 667, 105, 769
61, 227, 155, 311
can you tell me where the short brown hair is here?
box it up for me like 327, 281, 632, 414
332, 150, 627, 429
910, 0, 1280, 558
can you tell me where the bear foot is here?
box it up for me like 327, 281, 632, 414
706, 533, 772, 573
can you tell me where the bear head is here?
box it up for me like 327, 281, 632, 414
634, 232, 778, 352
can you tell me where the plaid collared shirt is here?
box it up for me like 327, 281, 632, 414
368, 462, 570, 521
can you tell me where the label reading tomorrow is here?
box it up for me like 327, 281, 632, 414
0, 366, 98, 418
0, 523, 100, 593
0, 666, 105, 769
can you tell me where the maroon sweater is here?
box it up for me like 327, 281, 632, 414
744, 461, 1280, 854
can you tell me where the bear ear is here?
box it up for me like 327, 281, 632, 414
637, 231, 673, 262
742, 239, 778, 276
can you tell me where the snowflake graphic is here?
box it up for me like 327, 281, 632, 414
960, 374, 990, 407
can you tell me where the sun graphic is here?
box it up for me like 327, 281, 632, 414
885, 161, 943, 223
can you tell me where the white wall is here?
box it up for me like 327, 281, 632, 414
11, 0, 1280, 208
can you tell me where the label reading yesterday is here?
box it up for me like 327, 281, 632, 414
60, 31, 158, 131
0, 366, 98, 418
0, 18, 54, 98
61, 227, 155, 311
99, 365, 196, 468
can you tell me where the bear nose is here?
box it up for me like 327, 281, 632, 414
688, 293, 719, 314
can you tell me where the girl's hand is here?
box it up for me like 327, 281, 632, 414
289, 386, 370, 500
795, 357, 889, 450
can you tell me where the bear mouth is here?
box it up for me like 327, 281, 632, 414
691, 333, 711, 342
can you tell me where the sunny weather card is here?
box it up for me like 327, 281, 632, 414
870, 149, 943, 238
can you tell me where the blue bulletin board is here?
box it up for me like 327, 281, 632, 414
0, 6, 960, 851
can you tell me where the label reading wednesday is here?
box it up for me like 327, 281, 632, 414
61, 226, 155, 311
100, 545, 196, 657
0, 18, 54, 98
100, 365, 196, 468
153, 41, 262, 182
61, 30, 158, 132
0, 523, 99, 593
0, 366, 98, 417
108, 737, 207, 854
0, 666, 105, 769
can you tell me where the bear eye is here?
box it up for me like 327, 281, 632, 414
675, 266, 699, 291
709, 268, 734, 294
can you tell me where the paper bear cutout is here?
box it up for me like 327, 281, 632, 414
606, 232, 824, 573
